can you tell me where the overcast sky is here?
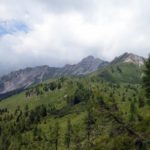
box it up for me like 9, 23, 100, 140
0, 0, 150, 74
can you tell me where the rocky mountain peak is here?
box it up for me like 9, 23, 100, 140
80, 55, 95, 61
122, 52, 145, 66
112, 52, 145, 66
79, 55, 102, 65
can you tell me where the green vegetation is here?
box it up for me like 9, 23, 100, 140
92, 62, 143, 84
0, 61, 150, 150
143, 55, 150, 103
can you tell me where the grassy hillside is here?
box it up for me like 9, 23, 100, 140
0, 75, 150, 150
92, 62, 143, 84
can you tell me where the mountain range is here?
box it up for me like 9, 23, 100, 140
0, 52, 145, 99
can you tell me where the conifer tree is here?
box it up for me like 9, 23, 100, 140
129, 101, 137, 121
64, 119, 73, 150
143, 55, 150, 103
85, 108, 95, 146
53, 122, 60, 150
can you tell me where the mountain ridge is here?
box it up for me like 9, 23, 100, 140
0, 53, 146, 99
0, 55, 107, 97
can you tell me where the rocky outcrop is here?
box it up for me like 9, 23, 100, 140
112, 52, 145, 66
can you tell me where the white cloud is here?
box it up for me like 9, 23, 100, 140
0, 0, 150, 74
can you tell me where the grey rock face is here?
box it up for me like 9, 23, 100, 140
112, 52, 145, 66
0, 66, 58, 94
0, 56, 107, 96
58, 56, 108, 76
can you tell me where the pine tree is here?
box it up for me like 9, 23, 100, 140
85, 108, 95, 146
0, 125, 2, 136
64, 119, 73, 150
143, 55, 150, 103
129, 101, 137, 121
24, 104, 29, 117
33, 126, 42, 141
138, 96, 145, 108
73, 125, 81, 150
53, 122, 60, 150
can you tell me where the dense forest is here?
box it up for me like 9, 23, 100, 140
0, 56, 150, 150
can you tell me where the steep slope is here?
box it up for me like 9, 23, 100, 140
0, 76, 149, 150
0, 66, 59, 98
0, 56, 107, 98
93, 53, 145, 84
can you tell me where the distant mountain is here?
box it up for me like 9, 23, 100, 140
93, 52, 145, 84
112, 52, 145, 66
0, 66, 58, 94
0, 56, 107, 98
57, 56, 108, 76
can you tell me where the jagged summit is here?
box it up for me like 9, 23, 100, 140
112, 52, 145, 66
58, 55, 108, 76
79, 55, 104, 65
79, 55, 104, 67
82, 55, 95, 59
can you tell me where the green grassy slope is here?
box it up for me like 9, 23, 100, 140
91, 62, 143, 84
0, 75, 150, 150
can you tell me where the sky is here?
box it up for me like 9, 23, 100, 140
0, 0, 150, 75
